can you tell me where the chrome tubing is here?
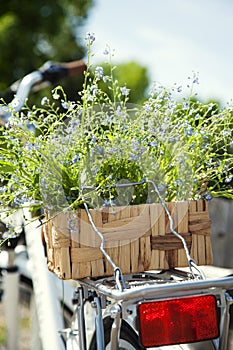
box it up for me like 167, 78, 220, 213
80, 275, 233, 302
0, 71, 43, 123
23, 209, 65, 350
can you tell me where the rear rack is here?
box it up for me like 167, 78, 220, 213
78, 269, 233, 301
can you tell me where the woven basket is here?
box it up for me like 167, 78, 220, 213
43, 199, 213, 280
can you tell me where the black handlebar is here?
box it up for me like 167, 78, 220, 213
39, 59, 86, 85
39, 61, 68, 85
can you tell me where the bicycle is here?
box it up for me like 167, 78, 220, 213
1, 61, 233, 350
0, 60, 85, 350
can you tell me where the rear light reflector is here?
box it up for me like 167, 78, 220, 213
138, 294, 219, 347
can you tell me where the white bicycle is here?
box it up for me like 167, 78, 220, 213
0, 60, 85, 350
1, 62, 233, 350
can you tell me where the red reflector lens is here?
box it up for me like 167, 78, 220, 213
138, 295, 219, 347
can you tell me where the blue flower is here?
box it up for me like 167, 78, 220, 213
225, 176, 233, 183
103, 76, 109, 83
76, 108, 83, 116
41, 97, 49, 105
91, 87, 98, 96
91, 136, 97, 143
116, 106, 122, 116
103, 47, 109, 55
85, 32, 95, 45
106, 113, 113, 123
184, 128, 193, 136
140, 147, 147, 153
61, 101, 69, 110
148, 141, 158, 147
203, 193, 212, 201
95, 66, 104, 80
174, 179, 183, 187
182, 102, 189, 110
143, 104, 152, 111
25, 142, 40, 151
157, 184, 166, 193
95, 146, 104, 155
177, 86, 182, 93
222, 129, 231, 137
120, 86, 130, 96
71, 154, 80, 164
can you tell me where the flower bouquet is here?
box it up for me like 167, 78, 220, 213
1, 33, 233, 279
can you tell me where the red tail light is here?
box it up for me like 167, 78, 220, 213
138, 294, 219, 347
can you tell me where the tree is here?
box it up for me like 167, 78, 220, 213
97, 61, 150, 104
0, 0, 94, 100
114, 61, 150, 104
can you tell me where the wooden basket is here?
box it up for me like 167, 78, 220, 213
43, 199, 213, 280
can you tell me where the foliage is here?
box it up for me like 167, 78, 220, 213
1, 33, 233, 215
96, 60, 150, 104
0, 0, 94, 100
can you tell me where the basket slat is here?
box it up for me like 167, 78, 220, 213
44, 200, 213, 280
177, 201, 189, 266
158, 203, 167, 269
149, 204, 160, 269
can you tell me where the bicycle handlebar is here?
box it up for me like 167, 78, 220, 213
39, 59, 86, 85
0, 59, 86, 124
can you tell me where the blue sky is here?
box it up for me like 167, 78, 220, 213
81, 0, 233, 106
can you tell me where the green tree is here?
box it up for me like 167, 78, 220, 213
0, 0, 94, 100
114, 61, 150, 103
97, 61, 150, 104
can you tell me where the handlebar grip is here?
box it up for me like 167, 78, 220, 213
40, 59, 86, 84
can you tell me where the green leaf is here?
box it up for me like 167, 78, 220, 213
0, 160, 16, 173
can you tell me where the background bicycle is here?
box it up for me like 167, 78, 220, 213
0, 59, 86, 350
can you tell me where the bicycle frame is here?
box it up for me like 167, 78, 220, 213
67, 271, 233, 350
23, 208, 68, 350
3, 217, 232, 350
0, 209, 76, 350
0, 59, 86, 349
